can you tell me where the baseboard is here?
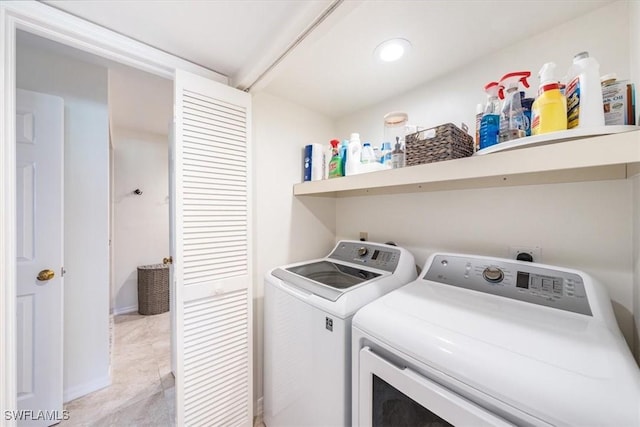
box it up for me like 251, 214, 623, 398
110, 304, 138, 315
254, 397, 264, 426
63, 374, 111, 403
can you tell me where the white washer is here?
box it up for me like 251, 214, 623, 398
264, 240, 416, 427
352, 253, 640, 427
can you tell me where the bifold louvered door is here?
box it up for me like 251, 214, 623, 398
173, 70, 252, 427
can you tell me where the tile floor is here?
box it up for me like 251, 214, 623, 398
60, 312, 175, 427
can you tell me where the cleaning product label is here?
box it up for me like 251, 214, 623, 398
303, 144, 313, 182
328, 155, 343, 178
566, 76, 581, 129
479, 114, 500, 149
531, 111, 540, 133
521, 97, 534, 136
602, 81, 632, 125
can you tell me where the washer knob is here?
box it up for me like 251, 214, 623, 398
357, 247, 368, 257
483, 266, 504, 283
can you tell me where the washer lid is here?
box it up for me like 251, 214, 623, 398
286, 261, 380, 288
272, 261, 382, 302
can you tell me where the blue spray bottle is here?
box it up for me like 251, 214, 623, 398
479, 81, 501, 150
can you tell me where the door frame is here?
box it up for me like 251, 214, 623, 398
0, 2, 226, 423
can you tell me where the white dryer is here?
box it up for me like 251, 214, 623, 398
264, 240, 416, 427
352, 253, 640, 426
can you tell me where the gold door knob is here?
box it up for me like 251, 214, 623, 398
163, 256, 173, 265
37, 269, 55, 281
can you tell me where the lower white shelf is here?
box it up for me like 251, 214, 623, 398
293, 130, 640, 197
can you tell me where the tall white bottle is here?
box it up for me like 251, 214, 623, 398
566, 51, 605, 129
345, 133, 362, 176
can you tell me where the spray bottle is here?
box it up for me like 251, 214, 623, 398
498, 71, 531, 142
531, 62, 567, 135
328, 139, 343, 178
479, 82, 501, 150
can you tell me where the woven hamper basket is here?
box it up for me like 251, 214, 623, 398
137, 264, 169, 315
405, 123, 474, 166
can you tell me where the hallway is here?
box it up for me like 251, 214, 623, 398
61, 312, 174, 426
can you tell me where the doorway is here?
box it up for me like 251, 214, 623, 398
15, 30, 174, 425
3, 5, 253, 425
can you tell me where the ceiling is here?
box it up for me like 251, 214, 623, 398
108, 67, 173, 137
17, 30, 174, 137
44, 0, 614, 119
44, 0, 332, 88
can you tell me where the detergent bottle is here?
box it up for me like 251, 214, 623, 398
380, 142, 393, 167
361, 142, 376, 164
498, 71, 531, 142
345, 133, 362, 176
531, 62, 567, 135
566, 51, 605, 129
339, 140, 348, 174
479, 81, 501, 150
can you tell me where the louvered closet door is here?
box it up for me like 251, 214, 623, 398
173, 70, 252, 427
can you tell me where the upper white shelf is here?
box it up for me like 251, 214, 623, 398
293, 129, 640, 197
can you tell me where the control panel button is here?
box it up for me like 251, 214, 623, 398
482, 266, 504, 283
357, 247, 368, 257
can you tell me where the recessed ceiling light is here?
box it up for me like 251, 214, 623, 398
374, 38, 411, 62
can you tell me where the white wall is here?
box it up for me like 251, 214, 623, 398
17, 43, 111, 399
333, 1, 638, 351
111, 128, 169, 314
335, 181, 635, 343
336, 1, 630, 144
252, 92, 337, 415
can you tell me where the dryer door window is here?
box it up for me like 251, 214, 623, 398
373, 375, 452, 427
357, 347, 514, 427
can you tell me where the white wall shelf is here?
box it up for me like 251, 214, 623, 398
293, 130, 640, 197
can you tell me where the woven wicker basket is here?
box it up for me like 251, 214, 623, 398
137, 264, 169, 315
405, 123, 474, 166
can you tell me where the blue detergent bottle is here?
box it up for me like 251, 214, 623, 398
340, 139, 348, 173
479, 81, 501, 150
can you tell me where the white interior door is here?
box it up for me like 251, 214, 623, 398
16, 89, 64, 426
172, 70, 253, 426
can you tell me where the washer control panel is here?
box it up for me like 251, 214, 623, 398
329, 241, 400, 272
424, 254, 592, 316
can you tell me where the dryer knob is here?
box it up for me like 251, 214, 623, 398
483, 266, 504, 283
357, 247, 368, 257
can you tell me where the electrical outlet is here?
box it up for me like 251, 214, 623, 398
359, 231, 368, 241
508, 246, 541, 262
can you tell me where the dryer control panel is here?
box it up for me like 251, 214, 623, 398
329, 241, 400, 273
424, 254, 592, 316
